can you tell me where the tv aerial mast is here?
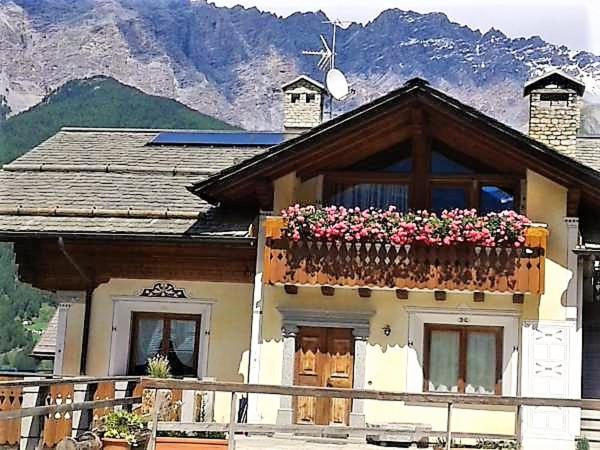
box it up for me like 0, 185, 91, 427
302, 20, 352, 117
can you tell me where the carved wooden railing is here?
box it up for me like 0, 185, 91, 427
0, 375, 142, 448
264, 217, 548, 294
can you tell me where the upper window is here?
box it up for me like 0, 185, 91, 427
424, 324, 502, 395
129, 312, 202, 377
328, 182, 409, 211
430, 151, 472, 174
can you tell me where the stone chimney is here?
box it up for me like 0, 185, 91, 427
282, 75, 326, 136
524, 70, 585, 156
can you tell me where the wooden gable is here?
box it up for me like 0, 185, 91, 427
192, 79, 600, 213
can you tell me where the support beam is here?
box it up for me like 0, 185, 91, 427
321, 286, 335, 296
473, 292, 485, 302
396, 289, 409, 300
357, 288, 371, 298
284, 284, 298, 295
434, 291, 446, 301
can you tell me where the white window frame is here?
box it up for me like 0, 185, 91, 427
108, 296, 213, 377
406, 307, 519, 396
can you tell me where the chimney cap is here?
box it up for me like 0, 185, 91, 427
524, 70, 585, 97
404, 77, 430, 88
282, 75, 326, 92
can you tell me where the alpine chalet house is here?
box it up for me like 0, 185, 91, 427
1, 71, 600, 449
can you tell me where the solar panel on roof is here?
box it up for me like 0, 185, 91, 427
151, 132, 285, 147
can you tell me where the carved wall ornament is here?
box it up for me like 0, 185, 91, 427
140, 282, 187, 298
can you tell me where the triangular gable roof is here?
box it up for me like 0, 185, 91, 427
191, 78, 600, 207
281, 75, 326, 92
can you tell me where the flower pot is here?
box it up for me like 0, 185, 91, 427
155, 437, 228, 450
102, 438, 131, 450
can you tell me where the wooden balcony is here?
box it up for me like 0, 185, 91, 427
264, 217, 548, 294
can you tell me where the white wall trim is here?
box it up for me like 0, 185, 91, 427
108, 296, 214, 377
406, 308, 519, 396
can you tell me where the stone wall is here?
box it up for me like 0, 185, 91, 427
528, 88, 581, 156
283, 79, 323, 130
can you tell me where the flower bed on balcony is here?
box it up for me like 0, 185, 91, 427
281, 205, 531, 248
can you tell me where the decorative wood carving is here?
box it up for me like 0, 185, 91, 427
0, 376, 22, 446
264, 217, 548, 294
140, 282, 187, 298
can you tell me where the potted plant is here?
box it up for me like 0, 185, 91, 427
142, 355, 180, 421
155, 432, 228, 450
99, 410, 149, 450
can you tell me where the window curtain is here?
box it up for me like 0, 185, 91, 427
134, 318, 163, 371
168, 319, 198, 374
465, 332, 497, 394
330, 183, 408, 211
428, 330, 460, 392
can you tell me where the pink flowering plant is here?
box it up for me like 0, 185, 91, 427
281, 205, 531, 248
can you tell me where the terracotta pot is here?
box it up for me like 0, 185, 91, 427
155, 437, 228, 450
102, 438, 131, 450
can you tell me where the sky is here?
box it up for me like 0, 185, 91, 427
210, 0, 600, 54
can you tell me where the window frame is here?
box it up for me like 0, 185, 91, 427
423, 324, 503, 395
323, 171, 520, 212
128, 311, 203, 376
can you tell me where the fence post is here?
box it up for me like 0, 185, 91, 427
228, 392, 237, 450
515, 404, 522, 448
446, 402, 453, 450
147, 390, 161, 450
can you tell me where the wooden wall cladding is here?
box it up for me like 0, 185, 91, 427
13, 239, 256, 291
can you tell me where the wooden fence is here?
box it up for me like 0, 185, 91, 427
0, 375, 141, 448
3, 376, 600, 450
143, 378, 600, 450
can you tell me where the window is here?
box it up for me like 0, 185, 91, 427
431, 186, 468, 213
129, 312, 202, 377
424, 324, 502, 395
479, 185, 514, 214
291, 93, 301, 103
306, 93, 316, 103
328, 182, 409, 211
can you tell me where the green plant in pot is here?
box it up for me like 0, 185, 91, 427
100, 410, 149, 450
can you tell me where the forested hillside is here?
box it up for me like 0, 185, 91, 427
0, 76, 236, 370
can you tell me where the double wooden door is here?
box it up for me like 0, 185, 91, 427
293, 327, 354, 425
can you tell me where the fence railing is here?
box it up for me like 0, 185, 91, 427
0, 375, 141, 448
143, 378, 600, 450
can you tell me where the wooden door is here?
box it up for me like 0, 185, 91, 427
293, 327, 354, 425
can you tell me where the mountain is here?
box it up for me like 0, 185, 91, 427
0, 0, 599, 132
0, 74, 234, 371
0, 75, 236, 164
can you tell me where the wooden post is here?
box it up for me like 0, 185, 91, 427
228, 392, 237, 450
515, 404, 522, 448
445, 402, 453, 450
147, 390, 162, 450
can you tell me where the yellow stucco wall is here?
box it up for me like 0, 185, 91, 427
258, 287, 519, 434
254, 168, 572, 434
84, 278, 253, 421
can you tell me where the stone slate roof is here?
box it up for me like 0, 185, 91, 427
0, 128, 266, 238
573, 137, 600, 172
32, 310, 58, 359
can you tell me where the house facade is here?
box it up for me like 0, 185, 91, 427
1, 72, 600, 449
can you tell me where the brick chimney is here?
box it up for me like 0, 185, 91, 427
524, 70, 585, 157
282, 75, 326, 136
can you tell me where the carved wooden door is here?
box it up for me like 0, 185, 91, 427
294, 327, 354, 425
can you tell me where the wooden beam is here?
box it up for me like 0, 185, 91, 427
358, 288, 371, 298
567, 188, 581, 217
284, 284, 298, 295
473, 292, 485, 302
396, 289, 409, 300
512, 293, 524, 304
321, 286, 335, 296
434, 290, 447, 301
410, 107, 431, 210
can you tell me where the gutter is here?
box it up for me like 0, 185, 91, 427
57, 237, 93, 375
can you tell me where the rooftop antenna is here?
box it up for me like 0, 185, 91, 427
302, 19, 352, 118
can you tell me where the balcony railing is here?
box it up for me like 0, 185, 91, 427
263, 217, 548, 294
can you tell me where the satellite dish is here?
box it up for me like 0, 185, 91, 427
326, 68, 349, 100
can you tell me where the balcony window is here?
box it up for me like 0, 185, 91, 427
424, 324, 502, 395
328, 182, 409, 211
480, 185, 515, 214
